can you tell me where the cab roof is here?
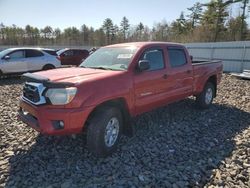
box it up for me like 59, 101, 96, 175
105, 41, 183, 48
4, 47, 55, 51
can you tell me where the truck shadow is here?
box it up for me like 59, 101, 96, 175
5, 99, 250, 187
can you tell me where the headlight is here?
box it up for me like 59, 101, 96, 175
45, 87, 77, 105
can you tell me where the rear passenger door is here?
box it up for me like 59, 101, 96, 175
73, 50, 83, 65
25, 49, 45, 71
166, 47, 193, 99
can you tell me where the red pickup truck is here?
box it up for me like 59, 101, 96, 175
18, 42, 223, 156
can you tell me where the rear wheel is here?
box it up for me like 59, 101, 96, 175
42, 64, 55, 70
196, 82, 215, 109
87, 106, 123, 157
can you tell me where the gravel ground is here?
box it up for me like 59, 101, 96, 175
0, 74, 249, 188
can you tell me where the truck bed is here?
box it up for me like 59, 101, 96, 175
192, 60, 223, 95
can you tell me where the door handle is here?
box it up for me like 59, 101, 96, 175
186, 70, 192, 74
163, 74, 168, 79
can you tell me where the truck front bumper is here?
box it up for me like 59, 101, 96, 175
18, 98, 93, 135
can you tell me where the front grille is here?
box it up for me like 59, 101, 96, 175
23, 83, 40, 103
22, 82, 46, 105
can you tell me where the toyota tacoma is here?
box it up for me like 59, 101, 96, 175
18, 42, 223, 156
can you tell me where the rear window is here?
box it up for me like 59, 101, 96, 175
168, 48, 187, 67
26, 49, 44, 57
43, 50, 57, 56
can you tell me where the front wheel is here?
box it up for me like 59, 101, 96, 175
87, 106, 123, 157
196, 82, 215, 109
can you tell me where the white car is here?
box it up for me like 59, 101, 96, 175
0, 48, 61, 75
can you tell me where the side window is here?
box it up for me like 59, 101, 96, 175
73, 50, 81, 55
168, 48, 187, 67
140, 49, 165, 71
64, 50, 73, 56
25, 49, 44, 58
82, 50, 89, 56
9, 50, 25, 59
78, 50, 89, 58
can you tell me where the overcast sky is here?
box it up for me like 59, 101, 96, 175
0, 0, 246, 30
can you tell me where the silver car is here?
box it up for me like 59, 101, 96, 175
0, 48, 61, 75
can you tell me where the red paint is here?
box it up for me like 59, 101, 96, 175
18, 42, 223, 135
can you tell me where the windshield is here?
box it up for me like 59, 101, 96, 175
80, 46, 138, 71
0, 49, 13, 58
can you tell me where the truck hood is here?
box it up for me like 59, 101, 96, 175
32, 67, 124, 84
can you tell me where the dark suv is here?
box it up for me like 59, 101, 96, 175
57, 48, 89, 66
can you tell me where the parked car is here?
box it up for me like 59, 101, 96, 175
57, 48, 89, 66
18, 42, 223, 157
41, 48, 58, 56
0, 48, 61, 76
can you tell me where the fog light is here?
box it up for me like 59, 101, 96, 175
52, 120, 65, 130
21, 108, 29, 115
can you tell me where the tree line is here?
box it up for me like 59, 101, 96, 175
0, 0, 249, 47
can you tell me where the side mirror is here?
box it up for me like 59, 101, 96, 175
190, 55, 193, 61
137, 60, 150, 72
3, 55, 10, 60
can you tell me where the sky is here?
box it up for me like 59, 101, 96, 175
0, 0, 245, 30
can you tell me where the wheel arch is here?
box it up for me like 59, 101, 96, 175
207, 75, 217, 97
42, 64, 55, 70
84, 97, 133, 136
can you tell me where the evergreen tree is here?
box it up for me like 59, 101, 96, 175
202, 0, 234, 42
137, 22, 144, 41
171, 12, 188, 40
102, 18, 114, 44
81, 24, 89, 45
120, 16, 130, 41
187, 2, 203, 29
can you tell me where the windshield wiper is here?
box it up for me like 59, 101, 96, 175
86, 66, 115, 70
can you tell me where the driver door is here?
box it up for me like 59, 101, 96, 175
134, 47, 170, 114
2, 50, 27, 73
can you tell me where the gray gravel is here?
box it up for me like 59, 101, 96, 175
0, 74, 249, 188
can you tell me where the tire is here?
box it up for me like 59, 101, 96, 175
43, 64, 55, 70
87, 106, 123, 157
196, 82, 215, 109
